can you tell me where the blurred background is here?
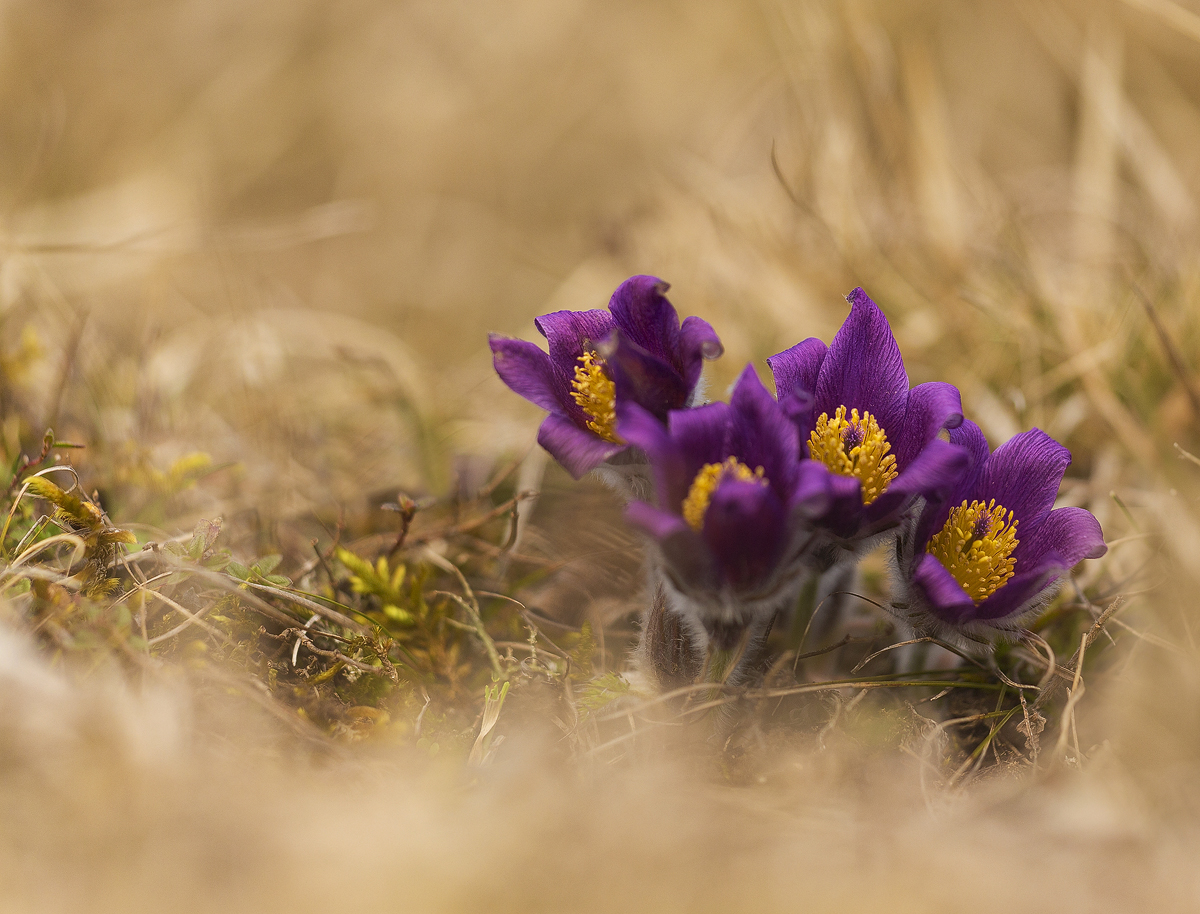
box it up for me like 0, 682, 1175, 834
5, 0, 1197, 510
3, 0, 1200, 910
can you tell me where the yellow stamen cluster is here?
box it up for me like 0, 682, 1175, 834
681, 457, 766, 531
807, 406, 898, 505
570, 351, 621, 443
926, 499, 1020, 603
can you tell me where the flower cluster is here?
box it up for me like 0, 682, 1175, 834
491, 280, 1106, 682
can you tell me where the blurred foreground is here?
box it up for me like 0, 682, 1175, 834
2, 0, 1200, 911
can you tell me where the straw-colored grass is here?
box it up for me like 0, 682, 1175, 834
1, 0, 1199, 910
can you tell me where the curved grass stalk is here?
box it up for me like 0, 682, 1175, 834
140, 586, 231, 646
0, 532, 86, 596
585, 672, 1001, 729
0, 465, 82, 554
422, 546, 503, 679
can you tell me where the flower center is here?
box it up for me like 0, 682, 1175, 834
926, 499, 1020, 603
681, 457, 766, 531
807, 406, 898, 505
570, 351, 621, 443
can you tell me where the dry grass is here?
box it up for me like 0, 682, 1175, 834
2, 0, 1200, 910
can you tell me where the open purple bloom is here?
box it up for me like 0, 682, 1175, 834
489, 275, 723, 479
894, 420, 1107, 641
619, 365, 832, 644
766, 288, 967, 550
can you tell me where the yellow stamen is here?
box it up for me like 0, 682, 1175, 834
681, 457, 766, 531
807, 406, 898, 505
570, 351, 621, 443
926, 499, 1020, 603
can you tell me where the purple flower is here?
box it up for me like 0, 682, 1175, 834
619, 365, 832, 643
489, 276, 723, 479
766, 288, 968, 549
894, 420, 1107, 641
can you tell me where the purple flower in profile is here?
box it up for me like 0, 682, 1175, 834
489, 276, 723, 479
766, 288, 968, 553
619, 365, 831, 646
893, 420, 1106, 642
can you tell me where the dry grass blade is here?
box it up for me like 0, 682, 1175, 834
1175, 443, 1200, 469
241, 580, 369, 634
1034, 596, 1126, 715
1133, 284, 1200, 420
1052, 631, 1091, 766
140, 587, 230, 645
422, 547, 503, 678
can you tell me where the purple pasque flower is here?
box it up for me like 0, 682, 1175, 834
893, 420, 1106, 643
488, 275, 723, 479
619, 364, 832, 647
766, 288, 968, 554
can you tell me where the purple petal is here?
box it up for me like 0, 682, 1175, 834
767, 337, 827, 449
616, 402, 689, 510
975, 428, 1070, 528
489, 335, 570, 414
788, 460, 835, 519
802, 468, 865, 538
537, 414, 623, 480
767, 337, 828, 402
606, 332, 690, 418
667, 401, 732, 473
912, 553, 976, 625
608, 276, 681, 365
893, 381, 963, 469
948, 420, 991, 481
777, 391, 816, 449
969, 567, 1061, 623
701, 478, 786, 589
534, 309, 616, 375
1015, 505, 1107, 569
866, 437, 970, 525
609, 277, 722, 398
626, 499, 691, 539
627, 500, 717, 590
914, 420, 992, 549
727, 365, 799, 498
813, 288, 909, 441
679, 315, 724, 392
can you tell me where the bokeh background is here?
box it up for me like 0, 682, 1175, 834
3, 0, 1200, 910
7, 0, 1197, 506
